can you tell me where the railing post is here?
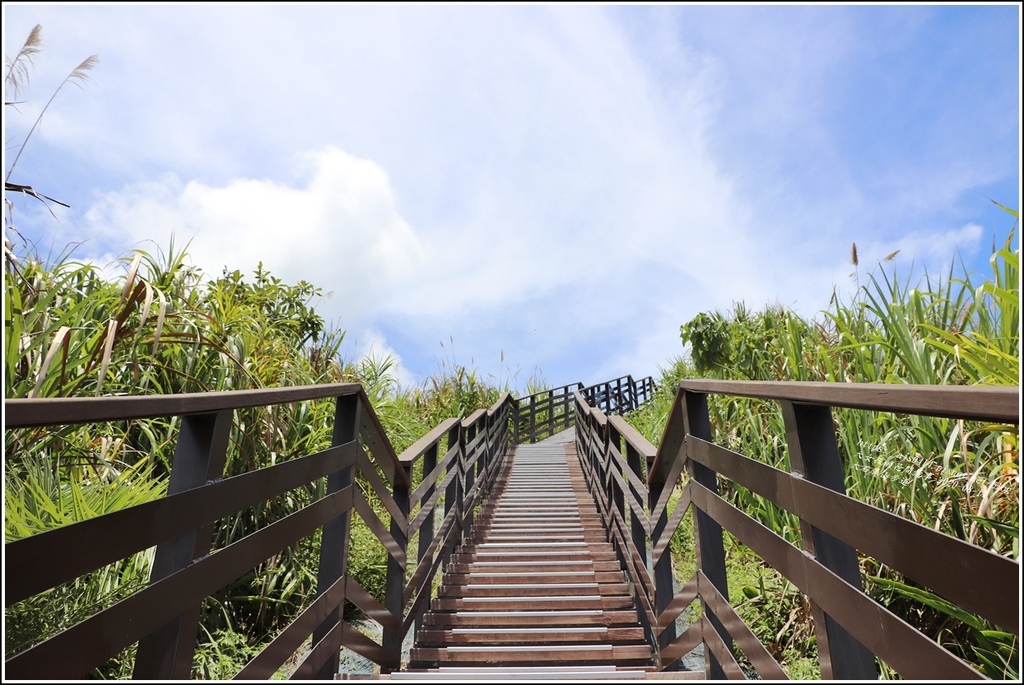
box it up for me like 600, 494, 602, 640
414, 441, 439, 634
512, 399, 521, 445
593, 413, 607, 507
608, 422, 626, 552
382, 462, 410, 673
532, 395, 540, 444
625, 439, 648, 564
683, 390, 730, 679
442, 422, 462, 569
133, 410, 233, 680
547, 390, 555, 439
781, 401, 876, 680
310, 394, 360, 679
649, 456, 677, 667
461, 419, 475, 531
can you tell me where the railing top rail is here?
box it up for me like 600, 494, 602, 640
607, 414, 658, 463
514, 375, 650, 405
462, 407, 487, 427
513, 381, 584, 403
487, 392, 513, 417
4, 383, 364, 429
677, 379, 1020, 424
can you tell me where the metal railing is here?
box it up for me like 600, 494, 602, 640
4, 385, 513, 679
574, 380, 1020, 679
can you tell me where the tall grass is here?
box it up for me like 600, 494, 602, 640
631, 218, 1019, 677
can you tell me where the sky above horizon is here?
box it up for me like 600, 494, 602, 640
3, 3, 1020, 394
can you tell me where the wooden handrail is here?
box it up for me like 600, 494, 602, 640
3, 383, 518, 679
677, 378, 1019, 422
576, 379, 1020, 680
4, 382, 363, 428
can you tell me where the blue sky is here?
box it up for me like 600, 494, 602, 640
3, 3, 1020, 393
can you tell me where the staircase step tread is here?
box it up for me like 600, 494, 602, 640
409, 644, 654, 664
441, 572, 625, 583
415, 626, 646, 644
446, 561, 623, 573
431, 597, 637, 611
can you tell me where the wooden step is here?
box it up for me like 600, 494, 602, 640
389, 666, 651, 679
450, 549, 619, 562
445, 560, 625, 574
420, 609, 644, 627
430, 591, 636, 612
414, 626, 646, 645
409, 644, 655, 665
437, 582, 631, 598
441, 571, 625, 584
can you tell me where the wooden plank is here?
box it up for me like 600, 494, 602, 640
429, 595, 637, 612
690, 481, 986, 680
657, 572, 698, 635
411, 644, 652, 664
4, 382, 362, 428
698, 570, 788, 680
5, 486, 356, 680
415, 627, 645, 644
699, 615, 747, 679
676, 379, 1019, 423
439, 583, 631, 598
6, 442, 359, 606
651, 483, 691, 568
422, 610, 643, 627
689, 435, 1020, 633
658, 622, 702, 667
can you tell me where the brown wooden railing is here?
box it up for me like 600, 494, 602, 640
574, 380, 1020, 679
4, 374, 653, 679
4, 384, 513, 680
22, 375, 1009, 679
515, 375, 655, 444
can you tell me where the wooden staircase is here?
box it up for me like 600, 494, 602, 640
404, 429, 656, 678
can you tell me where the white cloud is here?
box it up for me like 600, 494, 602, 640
342, 328, 417, 392
4, 4, 1017, 388
859, 223, 985, 278
79, 147, 426, 329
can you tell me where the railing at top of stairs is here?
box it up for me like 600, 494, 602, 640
3, 374, 654, 680
514, 374, 656, 445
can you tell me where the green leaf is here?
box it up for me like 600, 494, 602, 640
869, 575, 984, 631
989, 198, 1020, 219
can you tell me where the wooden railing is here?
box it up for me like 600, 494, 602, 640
575, 380, 1020, 679
4, 385, 513, 680
514, 375, 655, 444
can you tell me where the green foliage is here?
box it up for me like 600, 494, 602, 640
639, 215, 1019, 678
681, 304, 823, 381
727, 534, 819, 679
679, 312, 731, 376
869, 575, 1018, 680
3, 235, 514, 676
